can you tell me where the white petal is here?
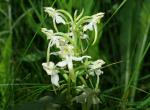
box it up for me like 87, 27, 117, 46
72, 56, 91, 61
41, 28, 47, 32
71, 56, 83, 61
95, 69, 103, 76
83, 22, 93, 31
45, 70, 53, 75
92, 12, 104, 22
81, 34, 89, 39
56, 61, 67, 67
44, 7, 55, 13
67, 60, 73, 71
94, 12, 104, 17
42, 62, 55, 75
89, 71, 95, 76
97, 59, 105, 65
88, 22, 94, 31
51, 74, 59, 87
44, 7, 55, 16
55, 15, 66, 24
82, 56, 91, 59
41, 28, 54, 39
50, 52, 59, 56
89, 59, 105, 70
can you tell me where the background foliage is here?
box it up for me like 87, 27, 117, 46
0, 0, 150, 110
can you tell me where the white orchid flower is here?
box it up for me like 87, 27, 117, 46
56, 44, 91, 71
44, 7, 66, 24
83, 12, 104, 45
48, 36, 67, 48
57, 55, 91, 71
81, 33, 89, 39
89, 59, 105, 69
41, 28, 54, 39
83, 12, 104, 31
83, 22, 94, 31
58, 45, 75, 58
89, 59, 105, 76
42, 62, 59, 86
41, 28, 67, 48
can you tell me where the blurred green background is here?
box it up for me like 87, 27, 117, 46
0, 0, 150, 110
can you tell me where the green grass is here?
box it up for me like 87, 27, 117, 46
0, 0, 150, 110
119, 0, 150, 109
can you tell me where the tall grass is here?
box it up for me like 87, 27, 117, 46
119, 0, 150, 109
0, 0, 149, 109
0, 0, 13, 109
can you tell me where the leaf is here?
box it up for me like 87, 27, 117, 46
74, 87, 101, 105
22, 53, 44, 62
14, 96, 60, 110
0, 35, 12, 109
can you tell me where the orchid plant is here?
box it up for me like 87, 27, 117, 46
41, 7, 105, 109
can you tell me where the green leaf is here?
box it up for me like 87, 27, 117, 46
22, 53, 44, 62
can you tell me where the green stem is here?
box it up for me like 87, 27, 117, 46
82, 103, 88, 110
53, 19, 58, 32
46, 41, 51, 62
79, 76, 87, 86
69, 69, 76, 85
95, 75, 99, 90
89, 78, 94, 89
57, 10, 73, 23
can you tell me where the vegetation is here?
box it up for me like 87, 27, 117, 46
0, 0, 150, 110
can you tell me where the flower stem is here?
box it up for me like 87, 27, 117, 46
82, 103, 88, 110
79, 76, 87, 86
46, 41, 51, 63
95, 75, 99, 90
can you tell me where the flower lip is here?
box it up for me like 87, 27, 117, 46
51, 74, 59, 87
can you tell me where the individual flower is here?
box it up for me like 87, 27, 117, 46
47, 44, 74, 58
44, 7, 66, 24
58, 45, 75, 58
83, 12, 104, 45
56, 43, 91, 71
41, 28, 54, 39
57, 55, 91, 71
42, 62, 59, 86
41, 28, 67, 48
75, 87, 100, 104
89, 59, 105, 69
88, 59, 105, 76
83, 12, 104, 31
